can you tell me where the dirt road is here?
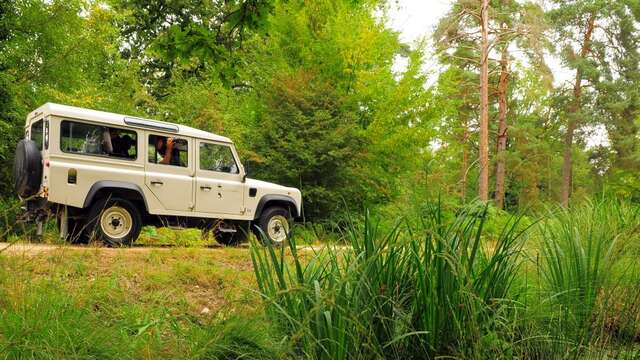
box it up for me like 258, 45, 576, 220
0, 241, 342, 255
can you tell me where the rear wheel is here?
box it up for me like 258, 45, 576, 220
85, 197, 142, 246
255, 206, 291, 246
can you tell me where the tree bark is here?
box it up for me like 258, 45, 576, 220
479, 0, 490, 202
461, 117, 469, 203
494, 41, 509, 209
561, 14, 595, 208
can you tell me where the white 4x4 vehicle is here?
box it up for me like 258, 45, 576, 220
13, 103, 302, 246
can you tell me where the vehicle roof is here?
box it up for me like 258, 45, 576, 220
28, 103, 232, 143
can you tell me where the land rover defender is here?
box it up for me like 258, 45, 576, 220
12, 103, 302, 246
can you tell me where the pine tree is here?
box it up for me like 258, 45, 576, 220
549, 0, 639, 206
479, 0, 490, 202
492, 0, 548, 209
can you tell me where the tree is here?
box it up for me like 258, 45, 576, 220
227, 0, 430, 219
594, 3, 640, 200
561, 13, 595, 207
0, 0, 20, 195
548, 1, 604, 207
434, 1, 484, 203
492, 0, 548, 209
549, 0, 640, 206
0, 0, 153, 195
113, 0, 273, 98
252, 71, 367, 219
434, 0, 548, 206
479, 0, 490, 202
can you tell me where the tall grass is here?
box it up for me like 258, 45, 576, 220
252, 200, 640, 358
536, 200, 640, 353
0, 250, 288, 359
251, 201, 530, 358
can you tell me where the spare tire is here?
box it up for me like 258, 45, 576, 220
13, 139, 43, 198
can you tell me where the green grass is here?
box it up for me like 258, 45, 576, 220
1, 200, 640, 359
0, 247, 285, 359
251, 200, 640, 359
251, 202, 529, 358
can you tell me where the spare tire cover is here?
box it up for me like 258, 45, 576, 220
13, 139, 43, 198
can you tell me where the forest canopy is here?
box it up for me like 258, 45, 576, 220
1, 0, 639, 220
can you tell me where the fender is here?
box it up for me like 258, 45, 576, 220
254, 194, 300, 220
83, 180, 149, 210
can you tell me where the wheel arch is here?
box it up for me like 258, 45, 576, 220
254, 194, 300, 220
83, 181, 149, 213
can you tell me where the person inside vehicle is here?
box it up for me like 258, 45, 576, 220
109, 128, 135, 158
154, 136, 180, 166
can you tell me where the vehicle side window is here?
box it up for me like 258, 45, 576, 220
199, 142, 238, 174
30, 119, 44, 151
60, 120, 137, 159
148, 135, 188, 167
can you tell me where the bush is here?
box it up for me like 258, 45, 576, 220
251, 201, 529, 359
536, 200, 640, 353
251, 200, 640, 358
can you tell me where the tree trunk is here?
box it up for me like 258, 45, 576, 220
494, 41, 509, 209
561, 14, 595, 207
461, 117, 469, 203
479, 0, 490, 202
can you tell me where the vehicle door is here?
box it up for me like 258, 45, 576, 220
144, 133, 194, 212
195, 140, 245, 215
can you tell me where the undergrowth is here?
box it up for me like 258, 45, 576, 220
251, 199, 640, 359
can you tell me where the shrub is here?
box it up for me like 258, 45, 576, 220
536, 200, 640, 354
251, 201, 529, 359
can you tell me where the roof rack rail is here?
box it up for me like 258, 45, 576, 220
124, 117, 179, 133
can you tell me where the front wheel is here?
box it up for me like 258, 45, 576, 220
85, 197, 142, 246
255, 206, 291, 246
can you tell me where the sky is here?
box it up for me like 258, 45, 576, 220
385, 0, 450, 80
386, 0, 451, 45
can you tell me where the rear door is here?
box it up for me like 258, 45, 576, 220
195, 140, 245, 215
144, 133, 194, 212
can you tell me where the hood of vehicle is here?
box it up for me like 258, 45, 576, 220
245, 178, 298, 193
245, 178, 302, 208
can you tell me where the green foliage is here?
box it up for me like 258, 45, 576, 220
250, 202, 529, 358
188, 316, 286, 360
0, 282, 140, 359
525, 200, 640, 358
2, 0, 638, 218
252, 72, 368, 218
114, 0, 274, 94
0, 247, 288, 359
216, 0, 434, 219
538, 201, 621, 345
248, 201, 640, 358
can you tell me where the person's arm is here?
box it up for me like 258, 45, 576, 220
102, 130, 113, 154
160, 138, 174, 165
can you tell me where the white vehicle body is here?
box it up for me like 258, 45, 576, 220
18, 103, 302, 245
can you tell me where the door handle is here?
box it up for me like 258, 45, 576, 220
150, 180, 163, 186
200, 185, 212, 192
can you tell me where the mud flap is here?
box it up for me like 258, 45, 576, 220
59, 205, 68, 239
